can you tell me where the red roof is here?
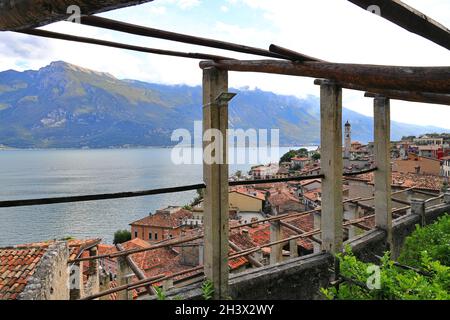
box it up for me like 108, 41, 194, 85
345, 172, 445, 192
0, 246, 46, 300
130, 208, 193, 228
292, 157, 309, 161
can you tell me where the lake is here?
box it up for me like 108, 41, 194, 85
0, 146, 316, 246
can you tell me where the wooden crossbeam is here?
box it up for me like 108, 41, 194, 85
200, 60, 450, 94
19, 29, 234, 61
79, 16, 286, 59
316, 79, 450, 106
0, 0, 154, 31
347, 0, 450, 50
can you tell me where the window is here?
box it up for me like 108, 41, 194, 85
134, 231, 137, 238
149, 232, 152, 240
155, 233, 158, 240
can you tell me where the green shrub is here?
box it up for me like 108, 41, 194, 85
113, 229, 131, 244
321, 247, 450, 300
201, 280, 214, 300
398, 214, 450, 268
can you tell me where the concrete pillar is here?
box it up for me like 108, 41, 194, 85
99, 271, 111, 301
163, 279, 174, 292
406, 190, 414, 214
202, 67, 229, 299
289, 239, 298, 258
313, 212, 321, 253
320, 81, 343, 254
411, 198, 426, 227
373, 97, 393, 248
270, 220, 283, 264
117, 256, 133, 300
69, 262, 83, 300
444, 192, 450, 204
346, 202, 359, 239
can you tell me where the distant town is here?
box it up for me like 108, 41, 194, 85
1, 121, 449, 300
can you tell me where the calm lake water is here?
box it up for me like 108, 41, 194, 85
0, 147, 314, 247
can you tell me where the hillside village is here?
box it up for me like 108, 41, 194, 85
1, 122, 449, 300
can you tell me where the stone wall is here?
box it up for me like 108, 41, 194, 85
18, 241, 69, 300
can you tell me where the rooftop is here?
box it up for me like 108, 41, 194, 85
0, 246, 46, 300
130, 208, 193, 228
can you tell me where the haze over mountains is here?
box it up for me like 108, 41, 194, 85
0, 61, 445, 148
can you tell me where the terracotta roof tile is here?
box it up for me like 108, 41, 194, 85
130, 208, 193, 228
0, 246, 46, 300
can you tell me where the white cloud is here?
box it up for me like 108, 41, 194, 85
158, 0, 201, 10
0, 0, 449, 129
220, 5, 229, 12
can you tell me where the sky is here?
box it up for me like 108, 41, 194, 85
0, 0, 449, 129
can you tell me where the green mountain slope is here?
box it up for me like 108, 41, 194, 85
0, 61, 445, 148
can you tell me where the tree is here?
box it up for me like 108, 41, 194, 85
279, 150, 298, 164
113, 230, 131, 244
279, 148, 310, 164
311, 153, 321, 161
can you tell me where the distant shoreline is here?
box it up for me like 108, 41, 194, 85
0, 144, 319, 151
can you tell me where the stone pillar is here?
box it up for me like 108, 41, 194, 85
444, 192, 450, 204
69, 262, 83, 300
373, 96, 393, 248
163, 279, 174, 292
116, 256, 133, 300
289, 239, 298, 258
320, 81, 343, 254
411, 198, 426, 227
406, 190, 414, 214
202, 67, 230, 299
346, 202, 359, 239
270, 220, 283, 264
313, 212, 321, 253
99, 271, 111, 301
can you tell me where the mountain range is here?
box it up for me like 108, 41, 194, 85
0, 61, 445, 148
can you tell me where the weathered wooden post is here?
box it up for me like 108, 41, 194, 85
373, 96, 393, 249
319, 80, 343, 254
269, 220, 283, 264
202, 67, 230, 299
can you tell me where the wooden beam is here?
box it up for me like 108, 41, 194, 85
279, 221, 322, 244
347, 0, 450, 50
365, 91, 450, 106
269, 44, 326, 62
116, 244, 154, 296
0, 0, 154, 31
80, 16, 286, 59
19, 29, 234, 61
229, 241, 263, 268
200, 60, 450, 94
316, 79, 450, 106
